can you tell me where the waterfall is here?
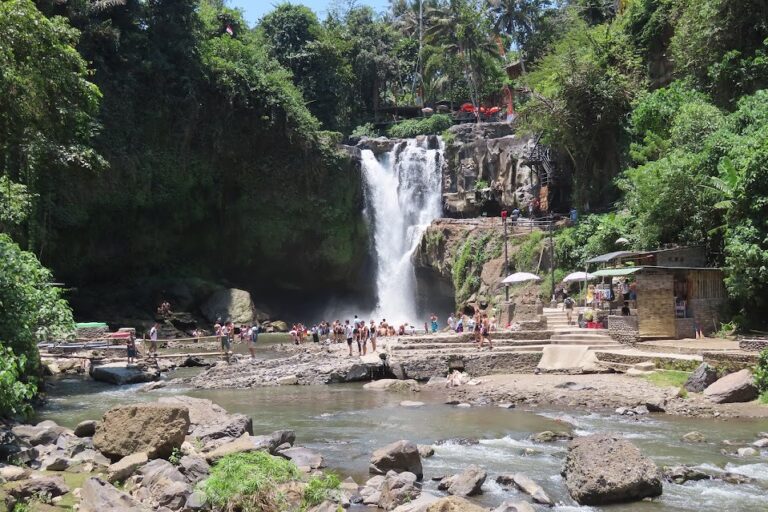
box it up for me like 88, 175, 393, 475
361, 137, 443, 324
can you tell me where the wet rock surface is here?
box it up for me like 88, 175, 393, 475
370, 440, 423, 480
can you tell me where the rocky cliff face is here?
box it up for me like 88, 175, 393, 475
442, 123, 542, 217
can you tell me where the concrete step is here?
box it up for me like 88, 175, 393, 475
394, 340, 552, 351
551, 339, 619, 346
551, 333, 612, 342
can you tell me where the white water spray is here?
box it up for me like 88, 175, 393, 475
361, 138, 443, 323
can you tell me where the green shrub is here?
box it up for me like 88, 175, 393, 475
303, 473, 341, 507
351, 123, 378, 138
199, 452, 300, 512
169, 447, 182, 466
514, 231, 545, 272
388, 114, 452, 138
754, 348, 768, 393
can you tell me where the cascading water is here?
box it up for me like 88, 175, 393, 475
361, 137, 443, 323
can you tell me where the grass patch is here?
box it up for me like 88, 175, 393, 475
760, 391, 768, 405
643, 370, 691, 388
199, 452, 300, 512
303, 473, 341, 508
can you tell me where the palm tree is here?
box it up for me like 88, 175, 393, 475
486, 0, 542, 73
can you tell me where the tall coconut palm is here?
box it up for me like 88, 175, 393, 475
486, 0, 543, 73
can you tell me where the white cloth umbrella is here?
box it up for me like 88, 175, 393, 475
615, 237, 630, 245
562, 271, 596, 283
502, 272, 541, 284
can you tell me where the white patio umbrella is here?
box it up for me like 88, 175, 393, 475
562, 271, 596, 283
615, 237, 630, 245
502, 272, 541, 284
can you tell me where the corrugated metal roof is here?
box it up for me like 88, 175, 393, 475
585, 251, 638, 264
591, 267, 642, 277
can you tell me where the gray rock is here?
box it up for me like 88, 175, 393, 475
346, 364, 373, 382
424, 496, 487, 511
753, 438, 768, 448
662, 465, 710, 484
562, 434, 662, 505
6, 475, 69, 503
378, 471, 421, 511
363, 379, 420, 392
737, 447, 758, 457
0, 464, 28, 482
107, 452, 148, 483
279, 447, 324, 469
437, 465, 486, 497
178, 455, 210, 484
370, 440, 423, 480
417, 445, 435, 458
90, 362, 160, 385
531, 430, 572, 443
493, 501, 536, 512
184, 490, 209, 511
158, 396, 253, 449
11, 423, 67, 446
40, 452, 71, 471
80, 476, 149, 512
684, 363, 719, 393
703, 369, 759, 403
508, 473, 552, 505
203, 433, 273, 463
681, 431, 707, 443
74, 420, 97, 438
139, 459, 192, 509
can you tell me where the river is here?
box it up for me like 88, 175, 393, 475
37, 365, 768, 512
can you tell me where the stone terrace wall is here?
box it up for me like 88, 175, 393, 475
739, 337, 768, 352
393, 352, 542, 380
608, 315, 640, 345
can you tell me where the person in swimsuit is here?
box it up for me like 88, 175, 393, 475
369, 320, 378, 352
126, 334, 137, 364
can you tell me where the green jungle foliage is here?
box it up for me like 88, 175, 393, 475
388, 114, 453, 138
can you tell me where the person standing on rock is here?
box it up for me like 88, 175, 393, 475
220, 322, 231, 356
360, 322, 370, 355
248, 322, 259, 360
345, 320, 355, 356
369, 319, 378, 352
149, 323, 159, 357
430, 314, 438, 333
126, 333, 137, 365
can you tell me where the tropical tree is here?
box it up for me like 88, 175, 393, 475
486, 0, 546, 72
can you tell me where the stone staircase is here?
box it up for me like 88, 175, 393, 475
542, 307, 622, 350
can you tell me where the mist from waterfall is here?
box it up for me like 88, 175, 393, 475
361, 138, 443, 324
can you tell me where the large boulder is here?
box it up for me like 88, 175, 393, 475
370, 440, 423, 480
74, 420, 97, 438
158, 395, 252, 449
684, 363, 718, 393
703, 369, 759, 403
437, 466, 486, 497
201, 288, 255, 324
425, 496, 487, 512
93, 403, 190, 460
90, 362, 160, 386
5, 475, 69, 504
379, 471, 421, 511
562, 434, 662, 505
80, 476, 149, 512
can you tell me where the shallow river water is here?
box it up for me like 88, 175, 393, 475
38, 369, 768, 512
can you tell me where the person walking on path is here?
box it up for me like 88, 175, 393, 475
149, 323, 159, 357
563, 294, 575, 325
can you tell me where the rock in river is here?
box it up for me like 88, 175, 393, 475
93, 403, 190, 460
425, 496, 487, 512
364, 379, 421, 392
437, 465, 486, 497
703, 369, 759, 403
370, 440, 423, 480
90, 362, 160, 385
158, 395, 252, 449
279, 447, 324, 470
497, 473, 552, 505
379, 471, 421, 510
562, 433, 662, 505
74, 420, 97, 438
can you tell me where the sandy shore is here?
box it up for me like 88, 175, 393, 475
436, 373, 768, 419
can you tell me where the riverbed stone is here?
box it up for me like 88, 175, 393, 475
364, 379, 421, 392
94, 403, 190, 460
107, 452, 148, 483
158, 395, 253, 449
74, 420, 97, 438
11, 423, 67, 446
425, 496, 487, 512
178, 455, 210, 484
279, 447, 324, 469
417, 445, 435, 458
531, 430, 572, 443
401, 401, 425, 407
504, 473, 552, 505
737, 447, 758, 457
90, 362, 161, 385
5, 475, 69, 503
391, 492, 440, 512
437, 465, 486, 497
203, 433, 273, 463
662, 465, 710, 484
0, 464, 28, 482
493, 501, 535, 512
80, 476, 148, 512
684, 363, 718, 393
681, 431, 707, 443
562, 434, 662, 505
370, 440, 423, 480
379, 471, 421, 510
138, 459, 192, 509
